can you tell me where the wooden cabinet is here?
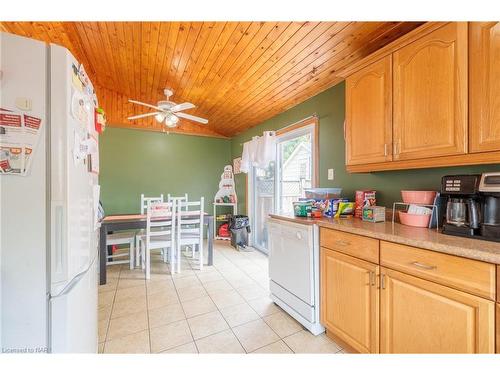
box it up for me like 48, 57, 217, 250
380, 267, 495, 353
469, 22, 500, 153
341, 22, 500, 172
319, 228, 500, 354
345, 55, 392, 165
320, 247, 379, 353
393, 22, 468, 161
380, 241, 496, 300
320, 227, 379, 263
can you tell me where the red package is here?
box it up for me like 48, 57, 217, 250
355, 190, 376, 218
218, 223, 230, 238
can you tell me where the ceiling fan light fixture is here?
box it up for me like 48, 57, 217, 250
155, 113, 165, 122
164, 113, 179, 127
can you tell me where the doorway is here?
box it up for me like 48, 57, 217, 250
249, 118, 317, 254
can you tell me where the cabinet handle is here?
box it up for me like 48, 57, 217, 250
394, 139, 401, 156
384, 144, 388, 157
369, 271, 376, 287
381, 274, 386, 289
335, 240, 350, 247
410, 261, 437, 271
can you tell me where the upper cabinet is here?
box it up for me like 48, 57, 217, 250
469, 22, 500, 153
393, 22, 468, 160
343, 22, 500, 173
345, 55, 392, 165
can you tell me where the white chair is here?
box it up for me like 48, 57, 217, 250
167, 193, 188, 209
106, 232, 135, 269
176, 197, 204, 272
136, 194, 164, 267
140, 194, 164, 214
169, 193, 192, 253
139, 201, 176, 279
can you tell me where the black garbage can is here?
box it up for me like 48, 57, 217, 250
228, 215, 251, 251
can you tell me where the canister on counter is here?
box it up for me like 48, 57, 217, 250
355, 190, 377, 218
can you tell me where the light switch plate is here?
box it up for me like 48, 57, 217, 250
328, 168, 334, 181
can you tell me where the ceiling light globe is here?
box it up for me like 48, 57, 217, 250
155, 113, 165, 122
165, 113, 179, 127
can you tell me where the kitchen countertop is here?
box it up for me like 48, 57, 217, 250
269, 213, 500, 265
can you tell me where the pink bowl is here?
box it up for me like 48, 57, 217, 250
399, 211, 431, 228
401, 190, 437, 205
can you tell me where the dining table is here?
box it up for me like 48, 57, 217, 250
99, 213, 214, 285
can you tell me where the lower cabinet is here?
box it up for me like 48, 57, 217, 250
320, 247, 379, 353
319, 228, 497, 354
380, 267, 495, 353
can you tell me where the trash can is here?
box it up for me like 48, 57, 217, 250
228, 215, 251, 251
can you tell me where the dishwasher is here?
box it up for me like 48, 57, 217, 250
267, 217, 324, 335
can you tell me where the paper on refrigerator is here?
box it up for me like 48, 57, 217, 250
0, 107, 43, 176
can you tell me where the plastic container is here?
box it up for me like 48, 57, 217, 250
398, 211, 431, 228
401, 190, 437, 205
304, 188, 342, 200
293, 201, 312, 217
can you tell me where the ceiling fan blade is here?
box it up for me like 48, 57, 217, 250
128, 99, 162, 111
176, 112, 208, 124
170, 102, 196, 112
127, 112, 161, 120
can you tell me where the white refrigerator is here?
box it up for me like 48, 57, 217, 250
0, 32, 99, 353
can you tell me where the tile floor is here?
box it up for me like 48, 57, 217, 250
98, 241, 345, 354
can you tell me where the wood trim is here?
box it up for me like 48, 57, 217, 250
346, 149, 500, 173
496, 303, 500, 353
497, 265, 500, 303
276, 116, 319, 187
107, 122, 230, 139
337, 22, 448, 79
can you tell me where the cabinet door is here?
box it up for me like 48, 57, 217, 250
380, 267, 495, 353
320, 248, 379, 353
393, 22, 468, 160
345, 55, 392, 165
469, 22, 500, 153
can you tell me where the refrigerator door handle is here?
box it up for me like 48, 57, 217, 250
55, 205, 64, 274
51, 255, 95, 299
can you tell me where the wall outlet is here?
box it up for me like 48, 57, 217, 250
328, 168, 335, 181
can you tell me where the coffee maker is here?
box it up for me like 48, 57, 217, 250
440, 174, 482, 238
441, 173, 500, 242
478, 172, 500, 241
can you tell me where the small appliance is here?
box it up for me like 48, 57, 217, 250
441, 173, 500, 242
440, 175, 482, 237
479, 172, 500, 241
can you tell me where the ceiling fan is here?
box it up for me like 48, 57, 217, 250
127, 89, 208, 128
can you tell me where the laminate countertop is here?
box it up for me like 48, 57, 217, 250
269, 213, 500, 265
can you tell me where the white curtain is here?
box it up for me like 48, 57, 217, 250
240, 131, 276, 173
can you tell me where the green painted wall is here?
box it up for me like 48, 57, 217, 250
99, 127, 231, 215
231, 81, 500, 214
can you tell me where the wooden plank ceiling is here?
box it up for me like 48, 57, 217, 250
0, 21, 423, 138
